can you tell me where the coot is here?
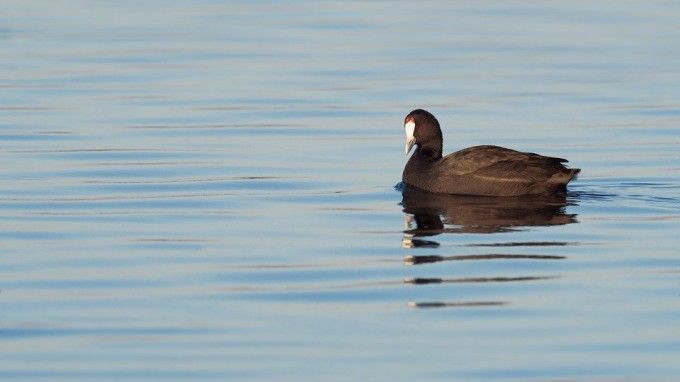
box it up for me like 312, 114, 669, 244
402, 109, 580, 196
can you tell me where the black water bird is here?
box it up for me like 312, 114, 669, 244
402, 109, 580, 196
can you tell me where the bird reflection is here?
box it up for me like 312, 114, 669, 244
398, 183, 578, 308
400, 183, 577, 248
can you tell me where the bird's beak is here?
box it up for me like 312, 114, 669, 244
405, 137, 415, 155
404, 120, 416, 155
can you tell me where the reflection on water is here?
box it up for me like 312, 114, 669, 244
404, 275, 557, 285
400, 183, 576, 308
404, 253, 565, 265
399, 182, 577, 246
408, 301, 506, 308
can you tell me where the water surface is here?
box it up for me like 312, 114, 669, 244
1, 1, 679, 381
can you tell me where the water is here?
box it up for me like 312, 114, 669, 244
1, 1, 679, 381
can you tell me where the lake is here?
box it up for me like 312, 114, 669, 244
1, 1, 679, 381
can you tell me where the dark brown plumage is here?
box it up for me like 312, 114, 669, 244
402, 109, 580, 196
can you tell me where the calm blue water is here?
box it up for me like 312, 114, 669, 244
1, 1, 679, 381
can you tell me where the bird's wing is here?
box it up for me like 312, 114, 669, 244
440, 145, 567, 176
469, 160, 556, 183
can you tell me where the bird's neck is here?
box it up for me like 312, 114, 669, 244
416, 143, 442, 160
